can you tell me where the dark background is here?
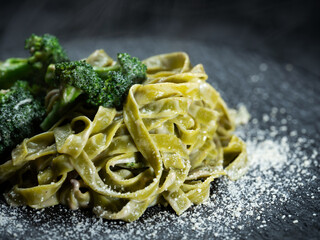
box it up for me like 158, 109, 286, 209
0, 1, 319, 240
0, 0, 319, 76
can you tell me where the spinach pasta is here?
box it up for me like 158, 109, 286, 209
0, 51, 247, 222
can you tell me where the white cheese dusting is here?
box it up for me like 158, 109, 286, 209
0, 106, 318, 239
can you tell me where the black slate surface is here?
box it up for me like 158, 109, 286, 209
1, 0, 319, 75
0, 37, 319, 240
0, 1, 319, 239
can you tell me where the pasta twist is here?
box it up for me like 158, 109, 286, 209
0, 52, 247, 221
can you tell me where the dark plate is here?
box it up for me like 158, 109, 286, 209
0, 37, 319, 240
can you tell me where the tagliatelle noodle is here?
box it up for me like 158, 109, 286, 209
0, 51, 247, 222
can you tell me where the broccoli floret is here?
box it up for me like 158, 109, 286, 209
101, 53, 147, 108
0, 81, 46, 157
39, 61, 100, 130
40, 53, 146, 130
117, 53, 147, 83
94, 53, 147, 108
25, 34, 69, 66
55, 61, 104, 105
0, 34, 69, 89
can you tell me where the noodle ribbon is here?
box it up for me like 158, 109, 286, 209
0, 51, 247, 221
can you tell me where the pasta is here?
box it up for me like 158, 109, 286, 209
0, 51, 248, 221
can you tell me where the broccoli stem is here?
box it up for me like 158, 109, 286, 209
40, 100, 62, 131
40, 64, 119, 131
40, 85, 82, 130
0, 34, 69, 90
40, 53, 146, 131
0, 58, 33, 89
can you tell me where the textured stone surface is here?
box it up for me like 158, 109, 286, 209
0, 37, 319, 239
